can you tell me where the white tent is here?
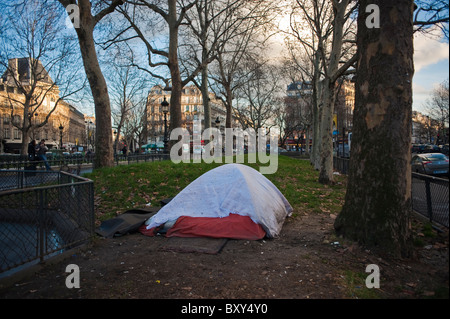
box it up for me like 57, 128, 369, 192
140, 164, 293, 239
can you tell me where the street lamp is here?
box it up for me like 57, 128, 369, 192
59, 124, 64, 150
215, 117, 221, 155
113, 130, 117, 155
161, 97, 169, 153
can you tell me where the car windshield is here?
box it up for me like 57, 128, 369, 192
424, 154, 448, 161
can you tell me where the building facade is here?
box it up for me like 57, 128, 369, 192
0, 58, 88, 154
145, 85, 230, 147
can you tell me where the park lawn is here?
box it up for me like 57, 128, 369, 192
83, 155, 347, 223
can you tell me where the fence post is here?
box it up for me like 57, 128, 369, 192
38, 188, 45, 263
425, 179, 433, 223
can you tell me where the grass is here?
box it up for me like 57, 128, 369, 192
340, 270, 382, 299
83, 155, 348, 223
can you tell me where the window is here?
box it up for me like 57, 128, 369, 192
3, 128, 10, 139
13, 128, 20, 139
3, 115, 10, 124
185, 105, 190, 112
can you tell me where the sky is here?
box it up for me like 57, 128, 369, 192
412, 30, 449, 114
273, 12, 449, 116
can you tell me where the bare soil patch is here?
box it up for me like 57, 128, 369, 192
0, 211, 448, 301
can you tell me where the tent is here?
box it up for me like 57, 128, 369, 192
139, 163, 293, 240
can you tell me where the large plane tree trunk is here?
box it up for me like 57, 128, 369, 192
334, 0, 414, 257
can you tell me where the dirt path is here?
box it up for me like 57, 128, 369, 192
0, 212, 448, 300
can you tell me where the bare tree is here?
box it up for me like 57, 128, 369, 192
115, 0, 198, 136
106, 48, 150, 154
58, 0, 124, 168
182, 0, 279, 134
414, 0, 449, 40
234, 58, 284, 132
208, 2, 275, 129
425, 79, 449, 144
0, 0, 85, 155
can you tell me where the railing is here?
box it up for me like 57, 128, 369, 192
332, 158, 449, 228
411, 172, 449, 228
0, 170, 94, 275
0, 153, 170, 170
333, 156, 350, 175
115, 153, 170, 165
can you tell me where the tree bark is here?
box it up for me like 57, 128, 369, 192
317, 0, 349, 184
334, 0, 414, 257
62, 0, 120, 168
76, 16, 113, 168
318, 77, 337, 183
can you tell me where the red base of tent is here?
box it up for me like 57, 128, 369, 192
139, 214, 266, 240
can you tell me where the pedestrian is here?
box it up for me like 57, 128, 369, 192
36, 139, 52, 171
27, 139, 37, 162
26, 139, 38, 175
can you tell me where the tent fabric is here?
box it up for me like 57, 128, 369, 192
139, 214, 266, 240
141, 163, 293, 239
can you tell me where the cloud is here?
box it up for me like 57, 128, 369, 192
414, 31, 449, 72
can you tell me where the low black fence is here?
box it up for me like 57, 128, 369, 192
115, 153, 170, 165
333, 156, 350, 175
0, 170, 94, 275
411, 172, 449, 228
333, 157, 449, 228
0, 153, 170, 171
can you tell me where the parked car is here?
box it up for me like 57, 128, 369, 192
440, 144, 449, 156
412, 153, 449, 177
423, 144, 441, 153
412, 144, 426, 153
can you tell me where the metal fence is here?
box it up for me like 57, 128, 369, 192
333, 156, 350, 175
333, 158, 449, 228
0, 153, 170, 171
412, 172, 449, 228
0, 170, 94, 275
115, 153, 170, 165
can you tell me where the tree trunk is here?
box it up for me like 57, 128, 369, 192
201, 53, 211, 133
334, 0, 414, 257
76, 0, 113, 168
168, 0, 182, 134
318, 78, 337, 184
317, 0, 348, 184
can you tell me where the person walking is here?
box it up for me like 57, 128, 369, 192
26, 139, 38, 175
27, 140, 37, 162
36, 139, 52, 171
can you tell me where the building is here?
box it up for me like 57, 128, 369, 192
283, 81, 314, 150
0, 58, 87, 154
145, 85, 230, 147
283, 79, 355, 151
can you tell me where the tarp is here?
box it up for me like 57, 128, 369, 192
96, 207, 158, 238
140, 163, 293, 239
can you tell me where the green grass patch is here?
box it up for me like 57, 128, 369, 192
83, 156, 347, 223
340, 270, 382, 299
